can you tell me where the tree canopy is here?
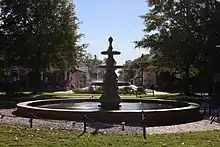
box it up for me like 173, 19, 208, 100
118, 54, 150, 82
135, 0, 220, 95
0, 0, 87, 71
81, 53, 103, 79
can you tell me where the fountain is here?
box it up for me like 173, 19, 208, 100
91, 37, 130, 109
98, 37, 123, 109
15, 37, 201, 126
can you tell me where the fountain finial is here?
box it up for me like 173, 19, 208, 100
108, 37, 113, 51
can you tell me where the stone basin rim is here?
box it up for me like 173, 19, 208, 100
17, 98, 200, 113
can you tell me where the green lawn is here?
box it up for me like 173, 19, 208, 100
31, 92, 177, 98
0, 124, 219, 147
0, 92, 178, 99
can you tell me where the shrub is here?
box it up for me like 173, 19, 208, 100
74, 88, 89, 93
74, 86, 103, 94
137, 86, 145, 94
118, 86, 135, 94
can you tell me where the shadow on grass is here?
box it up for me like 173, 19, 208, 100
87, 122, 114, 130
158, 93, 211, 104
0, 93, 57, 109
77, 122, 114, 137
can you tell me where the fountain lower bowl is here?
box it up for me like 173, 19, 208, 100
15, 98, 201, 126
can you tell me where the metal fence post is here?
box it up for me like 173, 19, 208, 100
141, 110, 146, 139
83, 115, 87, 132
29, 113, 34, 128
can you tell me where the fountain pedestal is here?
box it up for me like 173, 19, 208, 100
99, 69, 121, 109
98, 37, 122, 109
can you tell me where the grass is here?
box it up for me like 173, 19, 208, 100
0, 124, 220, 147
0, 92, 178, 99
0, 93, 213, 146
33, 92, 178, 98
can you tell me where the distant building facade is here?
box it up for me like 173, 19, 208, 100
77, 63, 105, 86
129, 70, 156, 87
0, 67, 87, 91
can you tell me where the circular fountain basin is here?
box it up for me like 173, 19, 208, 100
16, 98, 201, 126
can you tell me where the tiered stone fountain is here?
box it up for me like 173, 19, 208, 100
99, 37, 122, 109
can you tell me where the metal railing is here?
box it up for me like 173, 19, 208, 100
0, 111, 148, 139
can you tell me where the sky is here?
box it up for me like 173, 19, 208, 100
74, 0, 150, 65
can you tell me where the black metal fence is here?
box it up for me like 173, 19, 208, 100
0, 111, 148, 139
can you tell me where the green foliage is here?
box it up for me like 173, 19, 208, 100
135, 0, 220, 95
118, 60, 136, 82
136, 0, 220, 77
81, 53, 104, 79
119, 54, 151, 84
137, 86, 145, 94
74, 86, 103, 94
117, 86, 136, 94
129, 54, 150, 70
73, 88, 89, 94
123, 86, 133, 94
0, 0, 86, 70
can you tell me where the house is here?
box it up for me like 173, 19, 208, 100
77, 63, 105, 86
126, 69, 156, 87
0, 67, 87, 91
143, 71, 156, 87
67, 68, 86, 90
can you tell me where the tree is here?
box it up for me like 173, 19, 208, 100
118, 60, 136, 83
0, 0, 87, 91
135, 0, 220, 95
129, 54, 150, 70
81, 53, 104, 81
118, 54, 150, 83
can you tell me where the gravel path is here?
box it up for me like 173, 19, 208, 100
0, 108, 220, 135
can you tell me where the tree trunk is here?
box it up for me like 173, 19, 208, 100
208, 80, 213, 97
206, 70, 214, 97
32, 69, 41, 94
5, 82, 17, 97
183, 64, 191, 96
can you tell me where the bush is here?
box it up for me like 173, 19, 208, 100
74, 86, 103, 94
137, 86, 145, 94
88, 86, 103, 94
74, 88, 89, 94
124, 86, 132, 94
88, 86, 95, 93
4, 81, 19, 97
149, 84, 155, 89
118, 88, 124, 94
118, 86, 135, 94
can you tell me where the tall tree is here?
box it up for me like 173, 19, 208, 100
0, 0, 87, 90
135, 0, 220, 95
118, 54, 150, 84
118, 60, 136, 82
